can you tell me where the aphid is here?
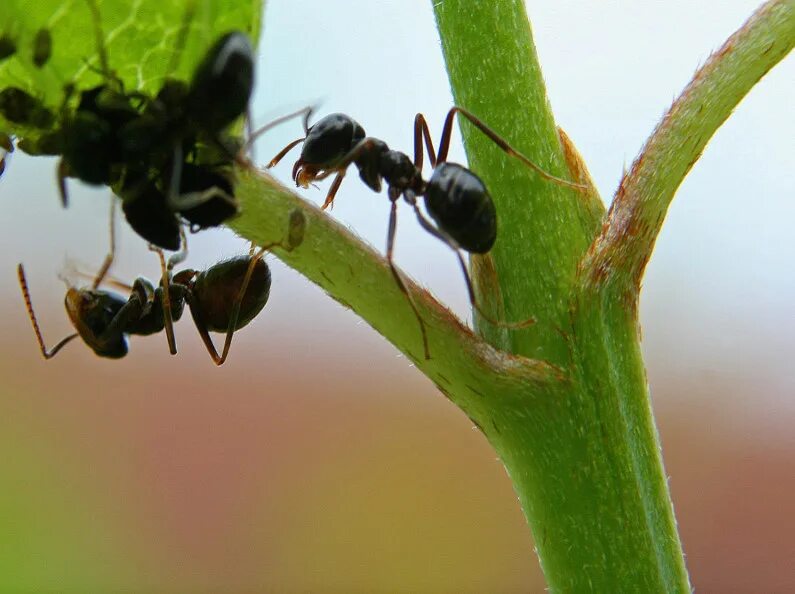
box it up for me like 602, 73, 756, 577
0, 87, 55, 128
0, 34, 16, 62
270, 108, 584, 358
32, 28, 51, 68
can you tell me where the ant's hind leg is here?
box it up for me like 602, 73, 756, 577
435, 107, 586, 190
408, 202, 534, 331
412, 113, 437, 170
17, 264, 79, 359
386, 201, 431, 360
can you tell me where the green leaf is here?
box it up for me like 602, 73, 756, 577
0, 0, 261, 133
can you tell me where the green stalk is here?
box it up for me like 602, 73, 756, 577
431, 1, 691, 591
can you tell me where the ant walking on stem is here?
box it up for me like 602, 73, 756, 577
269, 107, 585, 359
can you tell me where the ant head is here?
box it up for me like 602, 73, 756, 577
293, 160, 320, 189
301, 113, 365, 169
64, 287, 129, 358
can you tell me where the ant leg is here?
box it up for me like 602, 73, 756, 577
321, 170, 346, 210
413, 113, 437, 170
247, 105, 316, 153
92, 198, 117, 288
167, 184, 236, 213
167, 227, 189, 271
17, 264, 79, 359
268, 137, 305, 168
385, 201, 431, 360
434, 107, 586, 190
408, 201, 534, 330
150, 247, 178, 355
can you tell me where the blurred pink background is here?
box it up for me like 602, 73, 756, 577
0, 1, 793, 592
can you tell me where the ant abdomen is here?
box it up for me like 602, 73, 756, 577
424, 162, 496, 254
191, 256, 271, 332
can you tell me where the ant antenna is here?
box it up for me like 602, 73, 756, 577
84, 0, 111, 80
17, 264, 79, 359
167, 227, 189, 271
245, 105, 317, 155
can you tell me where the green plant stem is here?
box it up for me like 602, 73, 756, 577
431, 1, 692, 591
583, 0, 795, 292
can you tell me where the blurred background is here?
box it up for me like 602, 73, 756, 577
1, 0, 793, 592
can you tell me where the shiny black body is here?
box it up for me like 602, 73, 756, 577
425, 163, 496, 253
268, 107, 573, 358
188, 32, 254, 134
49, 29, 254, 245
182, 256, 271, 332
289, 112, 495, 253
64, 277, 186, 359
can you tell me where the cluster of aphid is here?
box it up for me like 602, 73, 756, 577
2, 3, 585, 365
2, 4, 306, 365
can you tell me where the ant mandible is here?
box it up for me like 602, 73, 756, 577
17, 210, 306, 365
269, 107, 586, 359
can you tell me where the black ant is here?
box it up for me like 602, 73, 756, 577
17, 210, 306, 365
269, 108, 585, 359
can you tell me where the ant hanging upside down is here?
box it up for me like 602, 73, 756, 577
269, 107, 586, 359
17, 210, 306, 366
